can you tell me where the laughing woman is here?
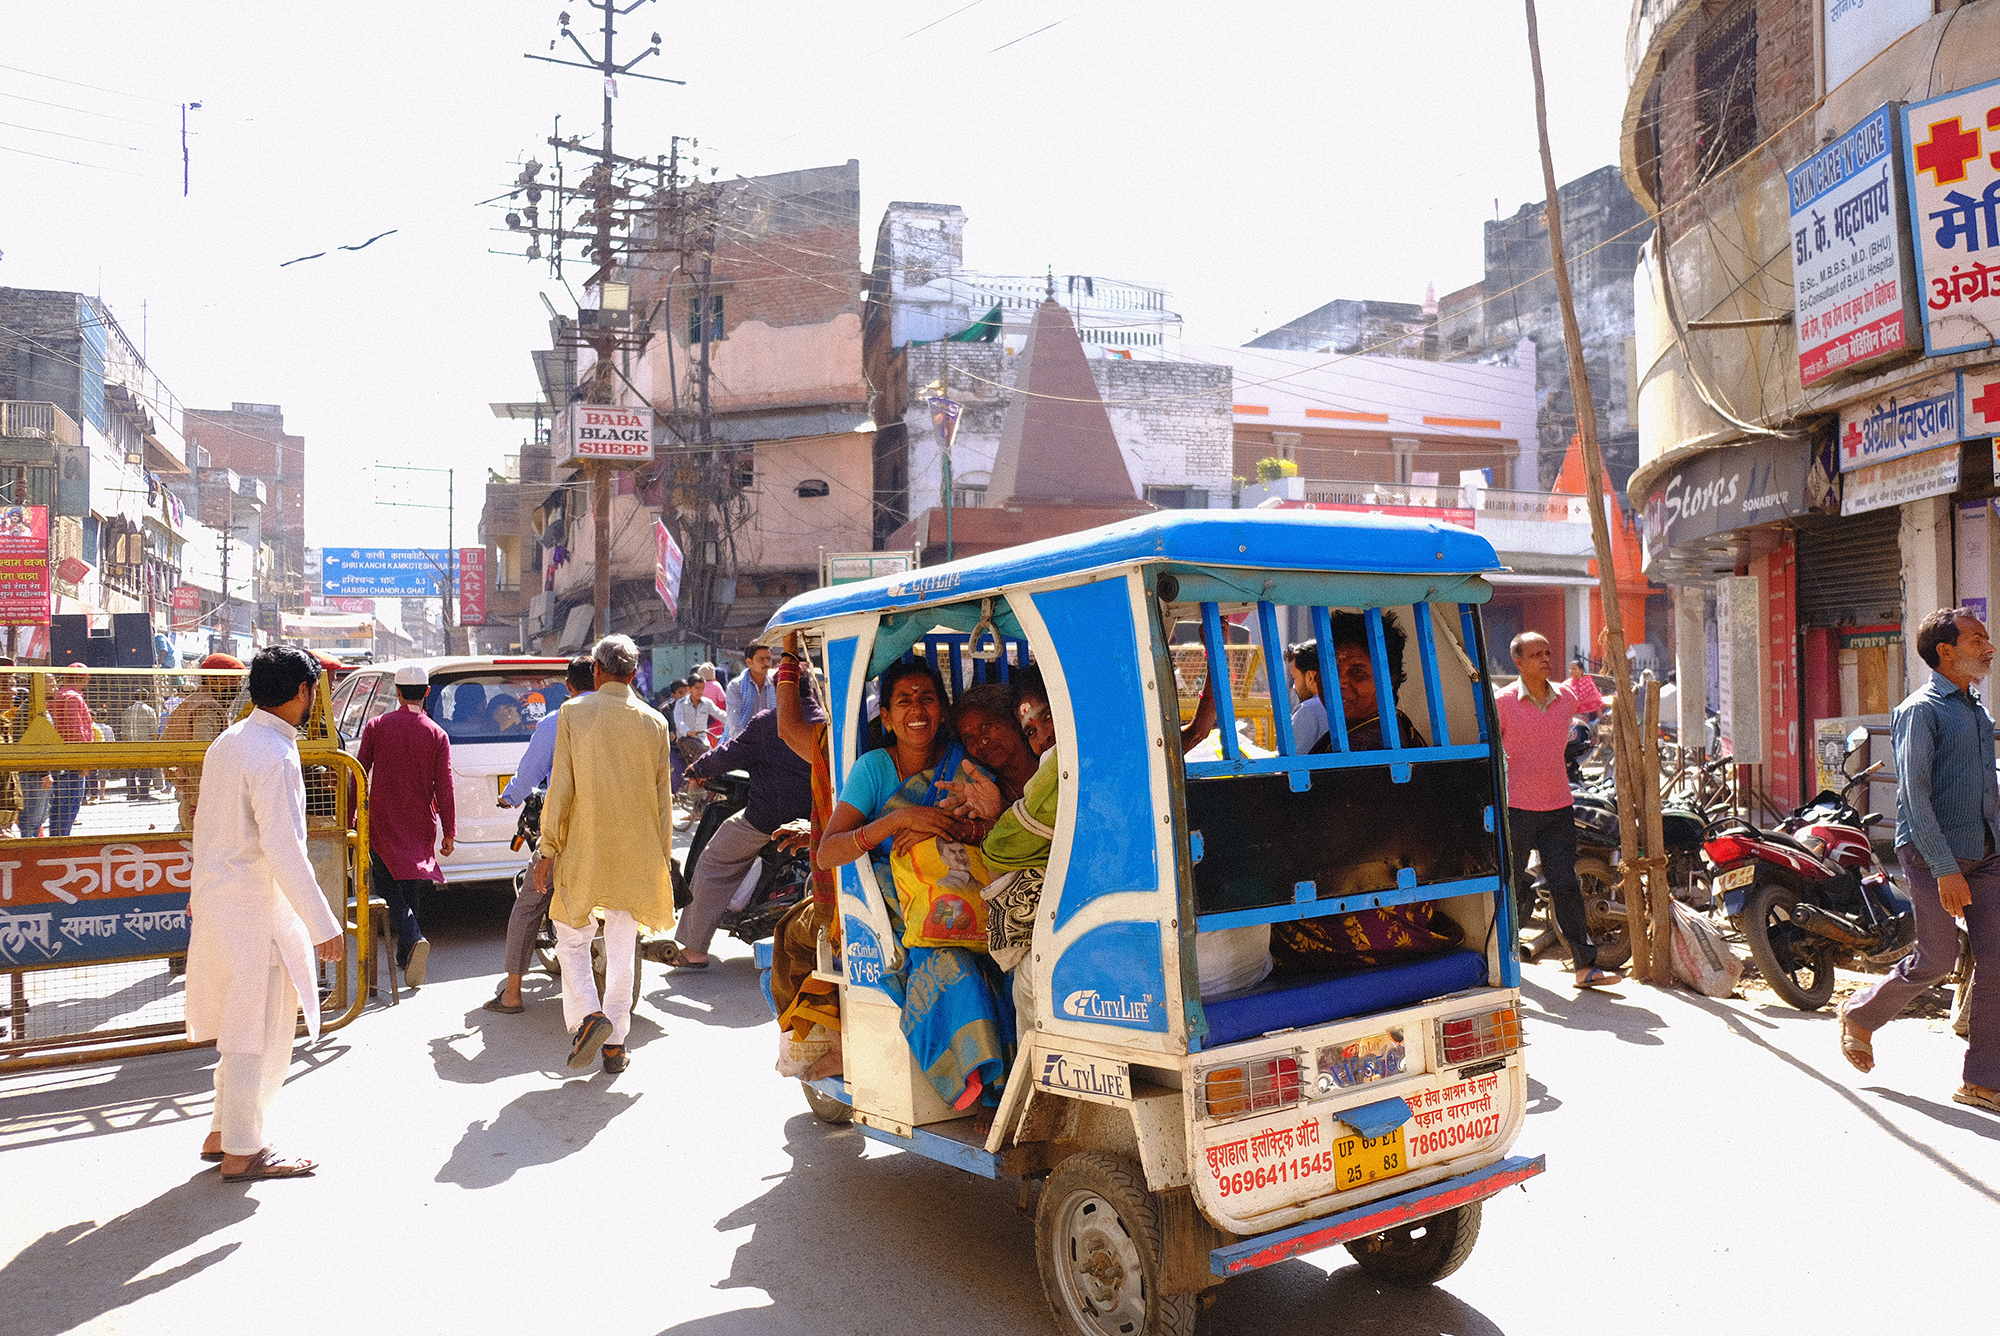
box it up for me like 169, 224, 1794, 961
816, 659, 1016, 1114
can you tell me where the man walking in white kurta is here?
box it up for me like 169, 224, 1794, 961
187, 646, 343, 1181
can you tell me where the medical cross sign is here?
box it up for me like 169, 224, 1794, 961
1902, 77, 2000, 356
1962, 367, 2000, 438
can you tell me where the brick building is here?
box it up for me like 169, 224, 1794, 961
1619, 0, 2000, 814
182, 402, 308, 625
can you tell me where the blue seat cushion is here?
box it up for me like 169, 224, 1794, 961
1202, 948, 1488, 1048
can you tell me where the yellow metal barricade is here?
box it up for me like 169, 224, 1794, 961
0, 665, 373, 1072
1174, 642, 1277, 749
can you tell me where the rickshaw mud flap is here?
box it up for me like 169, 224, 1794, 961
1208, 1154, 1545, 1277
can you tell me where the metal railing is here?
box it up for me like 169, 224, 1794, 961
0, 401, 83, 448
0, 667, 375, 1071
1299, 481, 1591, 524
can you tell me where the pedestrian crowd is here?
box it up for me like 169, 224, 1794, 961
113, 605, 1993, 1183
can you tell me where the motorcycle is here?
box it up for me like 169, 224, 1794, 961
674, 768, 809, 946
1704, 726, 1914, 1010
1521, 772, 1711, 972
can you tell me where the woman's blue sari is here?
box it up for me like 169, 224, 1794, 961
867, 739, 1016, 1109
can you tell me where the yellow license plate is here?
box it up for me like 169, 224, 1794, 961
496, 774, 513, 796
1718, 865, 1755, 891
1334, 1125, 1408, 1190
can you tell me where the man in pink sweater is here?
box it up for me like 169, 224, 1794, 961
1494, 631, 1621, 988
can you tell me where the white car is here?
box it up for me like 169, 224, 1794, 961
330, 655, 576, 885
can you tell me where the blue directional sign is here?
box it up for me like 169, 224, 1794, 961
321, 548, 457, 598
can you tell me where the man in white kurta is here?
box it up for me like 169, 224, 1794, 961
186, 646, 343, 1181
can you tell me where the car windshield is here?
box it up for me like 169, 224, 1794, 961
429, 672, 571, 743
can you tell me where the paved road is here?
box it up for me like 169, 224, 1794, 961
1, 886, 1995, 1336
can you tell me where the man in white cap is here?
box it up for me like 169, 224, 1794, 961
355, 663, 456, 984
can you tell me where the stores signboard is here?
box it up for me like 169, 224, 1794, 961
1902, 76, 2000, 357
559, 404, 655, 465
1787, 104, 1919, 386
1841, 442, 1961, 515
1837, 371, 1961, 469
1640, 439, 1810, 560
0, 505, 51, 627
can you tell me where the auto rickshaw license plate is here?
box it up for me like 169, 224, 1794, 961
1334, 1126, 1408, 1190
1718, 865, 1755, 891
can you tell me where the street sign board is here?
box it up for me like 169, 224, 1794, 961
458, 546, 487, 626
559, 404, 655, 466
321, 548, 455, 597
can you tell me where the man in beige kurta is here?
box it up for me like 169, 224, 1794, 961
531, 634, 675, 1074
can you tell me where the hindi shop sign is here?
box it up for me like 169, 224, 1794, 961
1903, 76, 2000, 357
457, 546, 487, 626
0, 838, 194, 968
1841, 442, 1962, 515
1640, 439, 1811, 561
561, 404, 655, 465
1838, 372, 1962, 470
0, 504, 51, 627
1788, 105, 1919, 386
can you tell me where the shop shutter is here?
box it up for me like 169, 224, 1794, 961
1794, 508, 1902, 628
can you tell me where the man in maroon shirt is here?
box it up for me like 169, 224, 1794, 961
48, 663, 95, 837
356, 664, 456, 985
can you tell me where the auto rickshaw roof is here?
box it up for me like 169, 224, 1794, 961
767, 509, 1502, 632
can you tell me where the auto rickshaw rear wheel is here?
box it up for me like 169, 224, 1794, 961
800, 1080, 852, 1124
1343, 1199, 1482, 1286
1036, 1152, 1196, 1336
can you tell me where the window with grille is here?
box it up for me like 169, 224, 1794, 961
1695, 1, 1757, 184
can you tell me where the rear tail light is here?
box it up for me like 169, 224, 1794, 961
1705, 834, 1755, 865
1200, 1054, 1302, 1120
1436, 1007, 1522, 1067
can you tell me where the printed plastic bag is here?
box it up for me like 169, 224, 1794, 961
775, 1021, 835, 1078
890, 838, 992, 950
1669, 900, 1744, 998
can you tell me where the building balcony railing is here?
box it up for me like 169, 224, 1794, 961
0, 401, 81, 448
1298, 480, 1591, 524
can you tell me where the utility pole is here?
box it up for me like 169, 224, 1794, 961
214, 519, 241, 655
1524, 0, 1661, 982
521, 2, 678, 643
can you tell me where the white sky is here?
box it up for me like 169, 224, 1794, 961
0, 1, 1633, 552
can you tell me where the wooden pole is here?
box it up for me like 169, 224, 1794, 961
1644, 677, 1671, 978
1611, 681, 1652, 981
1525, 0, 1655, 981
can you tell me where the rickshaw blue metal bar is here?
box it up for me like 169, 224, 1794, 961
1200, 601, 1242, 762
1459, 604, 1489, 743
1210, 1155, 1548, 1277
1412, 603, 1450, 747
1310, 605, 1349, 753
1257, 600, 1295, 756
1184, 741, 1489, 781
1195, 874, 1506, 931
1365, 606, 1399, 751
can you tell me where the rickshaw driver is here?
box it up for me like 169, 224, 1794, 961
816, 660, 1014, 1115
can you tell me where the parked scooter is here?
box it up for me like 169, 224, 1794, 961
1704, 726, 1913, 1010
674, 769, 809, 945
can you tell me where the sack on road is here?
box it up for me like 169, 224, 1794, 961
1669, 900, 1744, 998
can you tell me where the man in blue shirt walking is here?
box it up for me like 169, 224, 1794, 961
1841, 607, 1999, 1114
486, 654, 595, 1014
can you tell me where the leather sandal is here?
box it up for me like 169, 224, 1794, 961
221, 1147, 317, 1181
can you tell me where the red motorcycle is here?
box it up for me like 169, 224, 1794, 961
1704, 727, 1913, 1010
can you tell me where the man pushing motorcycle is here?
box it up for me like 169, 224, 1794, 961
1840, 607, 1998, 1114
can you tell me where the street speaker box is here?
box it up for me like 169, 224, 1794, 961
48, 613, 157, 669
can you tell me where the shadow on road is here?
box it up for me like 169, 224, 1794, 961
1679, 992, 2000, 1204
0, 1171, 257, 1336
434, 1083, 641, 1188
1868, 1087, 2000, 1142
1517, 976, 1665, 1046
653, 1111, 1509, 1336
0, 1039, 348, 1156
644, 960, 773, 1031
